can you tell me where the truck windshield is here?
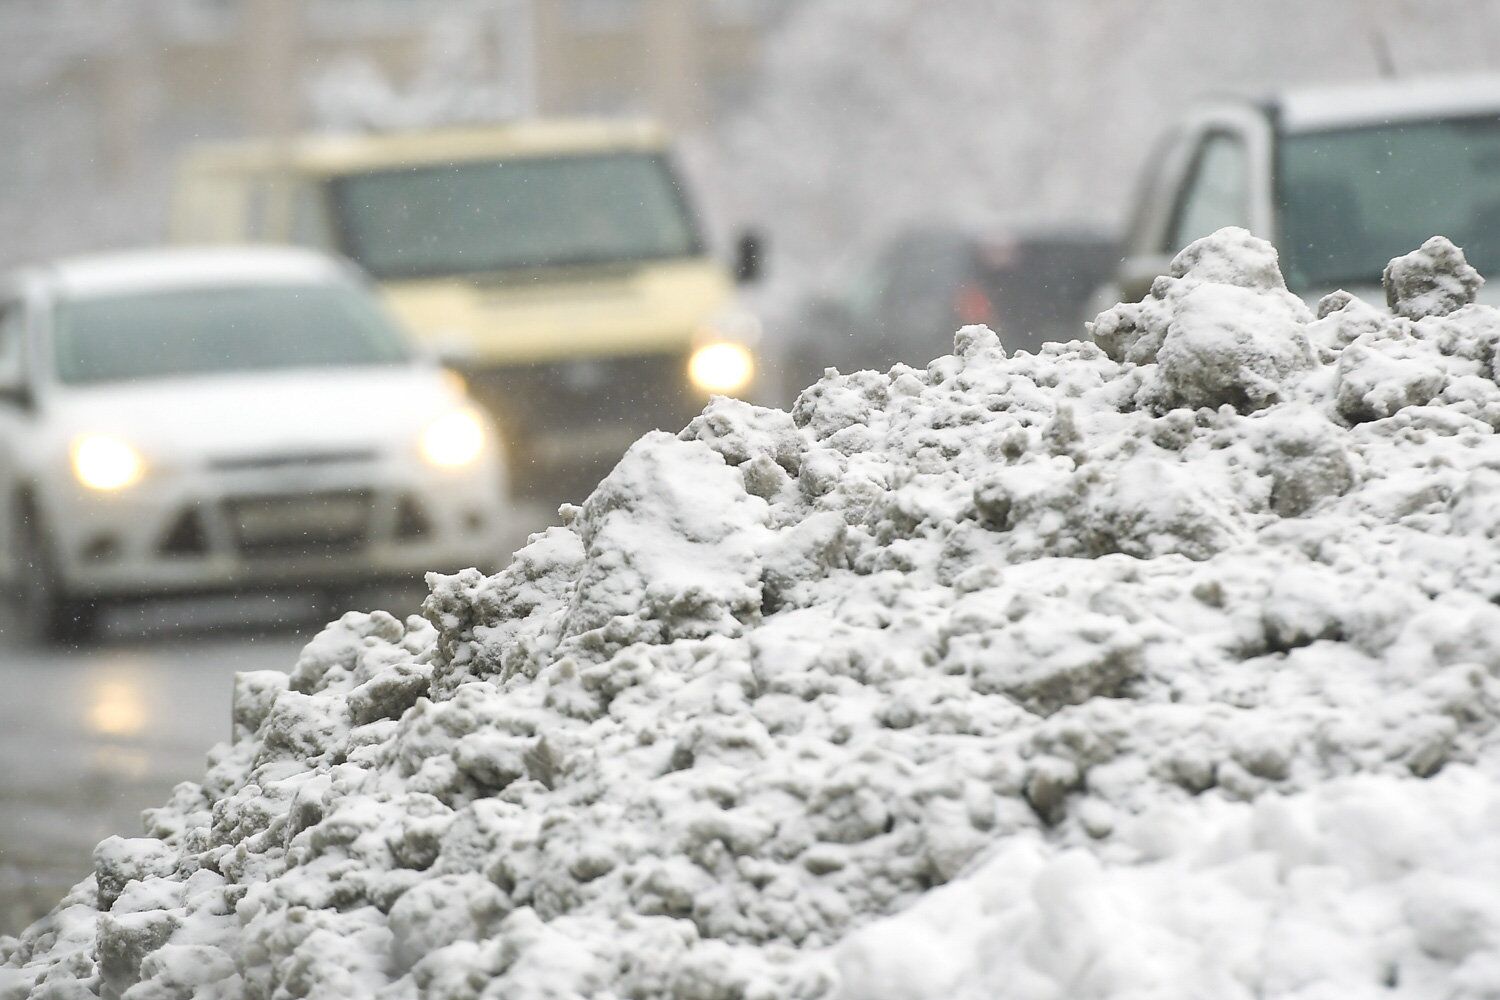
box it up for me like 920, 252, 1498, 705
329, 151, 704, 279
1277, 115, 1500, 293
54, 283, 412, 385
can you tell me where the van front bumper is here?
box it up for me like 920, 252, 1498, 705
465, 351, 711, 493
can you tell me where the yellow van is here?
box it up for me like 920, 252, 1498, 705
171, 119, 762, 495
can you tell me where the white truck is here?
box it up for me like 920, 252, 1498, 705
1098, 75, 1500, 309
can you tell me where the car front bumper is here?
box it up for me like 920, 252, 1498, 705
41, 453, 506, 601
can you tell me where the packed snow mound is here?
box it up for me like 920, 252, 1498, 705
9, 228, 1500, 998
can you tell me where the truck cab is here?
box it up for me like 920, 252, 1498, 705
171, 120, 762, 498
1100, 75, 1500, 311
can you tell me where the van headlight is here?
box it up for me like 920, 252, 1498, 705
688, 342, 755, 394
420, 408, 487, 469
71, 434, 146, 492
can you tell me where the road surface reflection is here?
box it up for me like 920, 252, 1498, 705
0, 499, 548, 936
0, 591, 408, 936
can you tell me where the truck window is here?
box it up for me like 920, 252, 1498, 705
1120, 126, 1182, 257
1166, 130, 1249, 253
1277, 116, 1500, 293
328, 151, 704, 280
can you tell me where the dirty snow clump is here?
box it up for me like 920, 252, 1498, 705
9, 228, 1500, 998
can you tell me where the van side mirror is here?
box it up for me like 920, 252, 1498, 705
0, 381, 33, 411
0, 304, 30, 411
735, 230, 765, 284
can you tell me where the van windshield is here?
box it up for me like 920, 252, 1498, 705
329, 151, 704, 280
54, 283, 412, 385
1277, 116, 1500, 293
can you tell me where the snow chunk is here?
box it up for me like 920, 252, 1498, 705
1090, 229, 1314, 411
1384, 235, 1484, 320
1154, 282, 1314, 412
1168, 223, 1289, 290
561, 432, 771, 648
1335, 330, 1448, 423
92, 838, 178, 911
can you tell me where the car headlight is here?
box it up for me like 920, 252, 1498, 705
440, 367, 469, 398
688, 342, 755, 394
71, 434, 145, 492
420, 408, 487, 469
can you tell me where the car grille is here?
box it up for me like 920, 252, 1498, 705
225, 490, 374, 558
208, 449, 380, 473
467, 352, 697, 444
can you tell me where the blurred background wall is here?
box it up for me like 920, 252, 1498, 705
7, 0, 1500, 316
0, 0, 789, 267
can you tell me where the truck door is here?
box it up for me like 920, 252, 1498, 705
1110, 106, 1274, 304
1165, 130, 1251, 252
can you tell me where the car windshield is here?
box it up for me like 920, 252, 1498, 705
1277, 115, 1500, 293
53, 282, 413, 385
328, 151, 704, 280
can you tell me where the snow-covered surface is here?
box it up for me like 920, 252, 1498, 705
8, 228, 1500, 997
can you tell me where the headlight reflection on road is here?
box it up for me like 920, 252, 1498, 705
86, 674, 148, 740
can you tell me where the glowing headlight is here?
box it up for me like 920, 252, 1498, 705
688, 342, 755, 394
420, 408, 486, 469
71, 435, 145, 492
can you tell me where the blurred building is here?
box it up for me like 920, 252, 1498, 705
534, 0, 780, 127
0, 0, 790, 265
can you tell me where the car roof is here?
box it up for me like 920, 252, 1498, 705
178, 118, 669, 177
1274, 74, 1500, 133
40, 246, 353, 300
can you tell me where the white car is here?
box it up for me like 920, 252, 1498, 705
1098, 74, 1500, 309
0, 246, 508, 643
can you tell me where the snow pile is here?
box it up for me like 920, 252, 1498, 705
9, 228, 1500, 998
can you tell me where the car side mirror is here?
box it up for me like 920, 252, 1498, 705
0, 380, 35, 412
735, 229, 765, 284
0, 355, 34, 410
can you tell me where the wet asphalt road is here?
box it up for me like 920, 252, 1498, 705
0, 593, 392, 936
0, 502, 551, 938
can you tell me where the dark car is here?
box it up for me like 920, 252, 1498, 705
781, 227, 1118, 399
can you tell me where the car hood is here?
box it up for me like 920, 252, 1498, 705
47, 365, 464, 466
